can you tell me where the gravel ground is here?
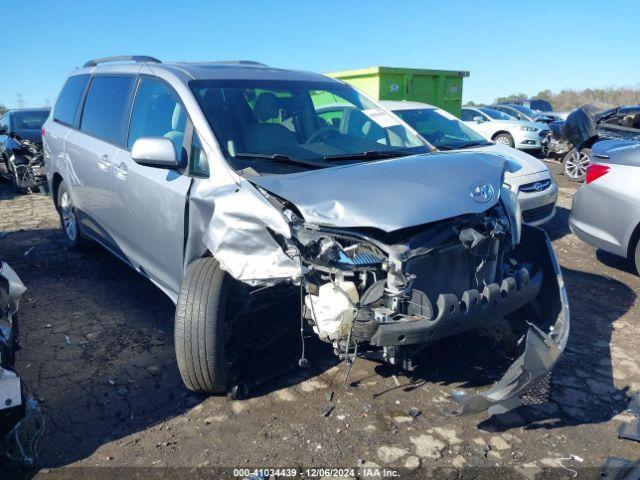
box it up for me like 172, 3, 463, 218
0, 159, 639, 479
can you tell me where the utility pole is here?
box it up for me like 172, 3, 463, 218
16, 93, 24, 109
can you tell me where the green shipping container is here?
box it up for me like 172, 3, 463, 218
327, 66, 470, 117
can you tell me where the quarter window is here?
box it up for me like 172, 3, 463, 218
81, 76, 134, 145
53, 74, 90, 126
190, 134, 209, 177
128, 78, 186, 159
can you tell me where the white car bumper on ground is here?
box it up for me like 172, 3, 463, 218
513, 128, 550, 151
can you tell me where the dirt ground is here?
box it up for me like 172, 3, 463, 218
0, 159, 639, 479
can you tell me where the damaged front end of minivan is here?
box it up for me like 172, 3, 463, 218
197, 152, 569, 416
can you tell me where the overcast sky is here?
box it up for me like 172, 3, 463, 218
2, 0, 638, 109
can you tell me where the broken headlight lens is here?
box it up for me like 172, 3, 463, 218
292, 226, 386, 271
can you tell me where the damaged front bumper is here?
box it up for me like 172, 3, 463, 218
451, 226, 569, 415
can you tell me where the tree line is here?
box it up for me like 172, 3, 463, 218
466, 86, 640, 111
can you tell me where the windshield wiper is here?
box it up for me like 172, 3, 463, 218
323, 150, 413, 162
454, 140, 491, 149
233, 152, 330, 169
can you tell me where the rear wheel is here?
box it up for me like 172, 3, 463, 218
563, 148, 590, 182
56, 180, 89, 250
175, 257, 244, 393
493, 132, 514, 148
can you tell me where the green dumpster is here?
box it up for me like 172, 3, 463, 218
327, 66, 470, 117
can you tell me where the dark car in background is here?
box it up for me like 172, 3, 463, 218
550, 104, 639, 182
0, 108, 50, 191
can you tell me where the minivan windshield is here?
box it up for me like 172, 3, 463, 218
393, 107, 490, 150
190, 79, 428, 173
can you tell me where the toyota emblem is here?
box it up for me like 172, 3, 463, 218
469, 182, 495, 203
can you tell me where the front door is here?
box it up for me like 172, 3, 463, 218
111, 77, 192, 298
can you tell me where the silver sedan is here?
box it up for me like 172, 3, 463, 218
570, 139, 640, 273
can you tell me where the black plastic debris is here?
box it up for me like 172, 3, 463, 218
618, 418, 640, 443
618, 392, 640, 443
599, 457, 640, 480
409, 407, 422, 418
322, 403, 335, 417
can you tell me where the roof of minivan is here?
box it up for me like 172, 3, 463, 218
379, 100, 436, 111
76, 60, 338, 84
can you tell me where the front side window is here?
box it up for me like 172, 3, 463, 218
395, 108, 489, 150
190, 79, 427, 174
53, 74, 90, 126
81, 76, 134, 145
460, 109, 479, 121
128, 78, 186, 159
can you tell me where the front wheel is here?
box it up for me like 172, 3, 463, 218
563, 148, 590, 182
175, 257, 243, 393
493, 132, 515, 148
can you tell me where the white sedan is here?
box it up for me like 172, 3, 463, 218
461, 106, 550, 153
381, 101, 558, 226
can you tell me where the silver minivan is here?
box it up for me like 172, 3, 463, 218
44, 56, 569, 415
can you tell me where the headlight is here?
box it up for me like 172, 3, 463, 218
291, 225, 386, 271
518, 125, 538, 132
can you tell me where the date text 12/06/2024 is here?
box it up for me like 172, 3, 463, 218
234, 467, 401, 478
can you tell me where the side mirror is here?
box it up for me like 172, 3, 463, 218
131, 137, 179, 169
473, 116, 485, 123
0, 126, 7, 135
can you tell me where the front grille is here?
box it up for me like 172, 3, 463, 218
522, 203, 554, 223
519, 179, 551, 193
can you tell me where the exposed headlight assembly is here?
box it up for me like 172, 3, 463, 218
291, 225, 386, 272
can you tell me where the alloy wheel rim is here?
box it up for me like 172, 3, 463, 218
565, 151, 590, 178
60, 191, 78, 241
495, 136, 510, 145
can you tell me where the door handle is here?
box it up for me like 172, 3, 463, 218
114, 161, 128, 178
98, 154, 111, 172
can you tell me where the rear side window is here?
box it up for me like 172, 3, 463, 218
53, 74, 90, 126
81, 76, 134, 145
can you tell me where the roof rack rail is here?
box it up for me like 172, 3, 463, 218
208, 60, 267, 67
83, 55, 161, 68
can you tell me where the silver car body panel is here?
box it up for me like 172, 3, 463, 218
250, 152, 506, 232
570, 140, 640, 258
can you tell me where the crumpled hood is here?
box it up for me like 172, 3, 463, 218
468, 144, 548, 178
249, 151, 507, 232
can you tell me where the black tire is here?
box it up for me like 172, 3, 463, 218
493, 132, 515, 148
563, 148, 591, 182
56, 180, 89, 250
633, 238, 640, 276
175, 257, 236, 393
